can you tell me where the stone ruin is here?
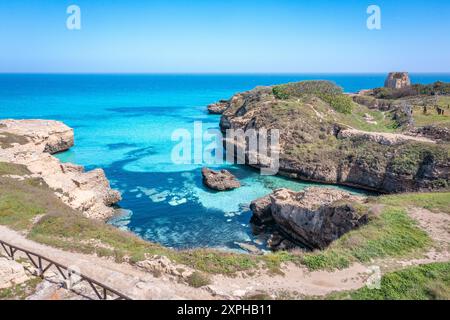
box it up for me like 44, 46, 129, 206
384, 72, 411, 89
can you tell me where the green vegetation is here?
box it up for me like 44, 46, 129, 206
319, 93, 354, 114
0, 193, 45, 230
0, 132, 29, 149
0, 277, 42, 300
328, 262, 450, 300
272, 81, 354, 114
390, 142, 450, 176
272, 81, 342, 99
372, 81, 450, 99
186, 271, 211, 288
0, 162, 30, 176
372, 87, 417, 100
299, 206, 431, 271
414, 81, 450, 96
335, 104, 398, 132
377, 192, 450, 214
412, 104, 450, 128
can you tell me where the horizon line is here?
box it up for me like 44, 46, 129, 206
2, 71, 450, 75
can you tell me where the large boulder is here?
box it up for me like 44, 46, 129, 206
250, 188, 368, 250
201, 167, 241, 191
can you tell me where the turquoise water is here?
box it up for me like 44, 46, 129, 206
1, 74, 450, 250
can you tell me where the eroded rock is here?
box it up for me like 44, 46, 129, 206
0, 257, 30, 289
207, 100, 230, 114
0, 119, 121, 220
250, 195, 273, 225
250, 187, 368, 250
201, 167, 241, 191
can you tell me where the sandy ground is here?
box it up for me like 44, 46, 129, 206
1, 206, 449, 300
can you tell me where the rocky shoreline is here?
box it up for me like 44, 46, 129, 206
0, 119, 121, 220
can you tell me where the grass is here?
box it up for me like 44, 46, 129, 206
298, 206, 431, 271
413, 109, 450, 128
0, 162, 31, 176
412, 98, 450, 128
0, 277, 42, 300
336, 104, 398, 133
327, 262, 450, 300
377, 192, 450, 214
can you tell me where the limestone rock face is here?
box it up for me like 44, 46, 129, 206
0, 257, 30, 289
0, 119, 74, 154
0, 119, 121, 220
251, 188, 368, 249
207, 100, 230, 114
384, 72, 411, 89
201, 167, 241, 191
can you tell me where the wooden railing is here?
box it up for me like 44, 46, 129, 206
0, 239, 132, 300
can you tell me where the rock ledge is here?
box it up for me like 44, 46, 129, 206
0, 119, 121, 220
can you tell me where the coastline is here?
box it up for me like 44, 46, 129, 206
0, 119, 121, 220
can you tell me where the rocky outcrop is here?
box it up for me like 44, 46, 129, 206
219, 82, 450, 193
250, 195, 273, 225
201, 167, 241, 191
337, 128, 435, 146
385, 72, 411, 89
408, 126, 450, 142
251, 188, 368, 250
0, 119, 121, 220
0, 257, 30, 289
207, 100, 230, 114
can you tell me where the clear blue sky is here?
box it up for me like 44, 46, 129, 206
1, 0, 449, 73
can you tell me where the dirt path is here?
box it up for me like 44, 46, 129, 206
0, 226, 213, 300
408, 207, 450, 245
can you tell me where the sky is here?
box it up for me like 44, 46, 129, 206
1, 0, 450, 73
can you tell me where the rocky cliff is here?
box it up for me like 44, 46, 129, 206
0, 119, 121, 220
218, 81, 450, 193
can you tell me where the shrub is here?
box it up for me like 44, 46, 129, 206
271, 81, 352, 113
186, 271, 211, 288
319, 93, 354, 114
272, 80, 342, 99
372, 87, 418, 99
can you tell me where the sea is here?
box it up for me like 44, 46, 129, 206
1, 73, 449, 251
